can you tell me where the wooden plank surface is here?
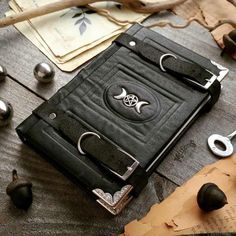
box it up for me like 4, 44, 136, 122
0, 0, 236, 234
156, 96, 236, 185
0, 78, 177, 235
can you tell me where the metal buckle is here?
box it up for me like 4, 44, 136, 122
159, 54, 227, 90
201, 60, 229, 90
186, 60, 229, 90
110, 149, 139, 181
78, 132, 139, 181
180, 69, 218, 90
203, 70, 218, 90
189, 60, 229, 89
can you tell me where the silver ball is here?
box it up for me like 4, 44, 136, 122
0, 65, 7, 82
0, 98, 13, 127
34, 62, 55, 83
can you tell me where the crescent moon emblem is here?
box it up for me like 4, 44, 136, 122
159, 53, 177, 72
135, 101, 149, 114
114, 88, 127, 100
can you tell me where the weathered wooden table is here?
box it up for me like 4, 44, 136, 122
0, 1, 236, 235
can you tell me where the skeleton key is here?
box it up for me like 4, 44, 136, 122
208, 130, 236, 157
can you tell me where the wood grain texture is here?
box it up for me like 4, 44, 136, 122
0, 1, 236, 234
156, 64, 236, 185
156, 85, 236, 185
0, 78, 177, 235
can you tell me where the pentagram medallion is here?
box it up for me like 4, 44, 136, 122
123, 94, 139, 107
114, 88, 149, 114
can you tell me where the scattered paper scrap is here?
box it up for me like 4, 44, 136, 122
123, 154, 236, 235
173, 0, 236, 60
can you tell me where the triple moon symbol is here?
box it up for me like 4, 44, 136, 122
113, 88, 149, 114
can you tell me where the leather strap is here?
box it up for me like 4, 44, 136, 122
80, 135, 148, 195
81, 136, 135, 176
59, 115, 148, 195
115, 33, 221, 110
33, 104, 148, 195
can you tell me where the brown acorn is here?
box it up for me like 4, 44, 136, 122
197, 183, 228, 212
221, 29, 236, 57
6, 170, 33, 210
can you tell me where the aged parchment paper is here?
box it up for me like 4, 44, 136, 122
123, 154, 236, 235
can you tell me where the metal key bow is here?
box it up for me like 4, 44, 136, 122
208, 130, 236, 157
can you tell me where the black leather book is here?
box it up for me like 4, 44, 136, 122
16, 24, 228, 215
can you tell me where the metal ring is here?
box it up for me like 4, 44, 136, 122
159, 53, 177, 72
77, 132, 101, 155
207, 134, 234, 157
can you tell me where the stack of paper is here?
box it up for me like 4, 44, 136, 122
7, 0, 149, 71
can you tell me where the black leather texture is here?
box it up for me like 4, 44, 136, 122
115, 33, 221, 109
16, 24, 222, 198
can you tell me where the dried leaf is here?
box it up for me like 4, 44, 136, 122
74, 18, 84, 25
79, 21, 87, 35
72, 13, 82, 18
84, 17, 91, 24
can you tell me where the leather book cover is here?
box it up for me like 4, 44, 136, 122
16, 24, 228, 214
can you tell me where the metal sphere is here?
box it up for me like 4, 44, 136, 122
0, 98, 13, 127
0, 65, 7, 82
33, 62, 55, 83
